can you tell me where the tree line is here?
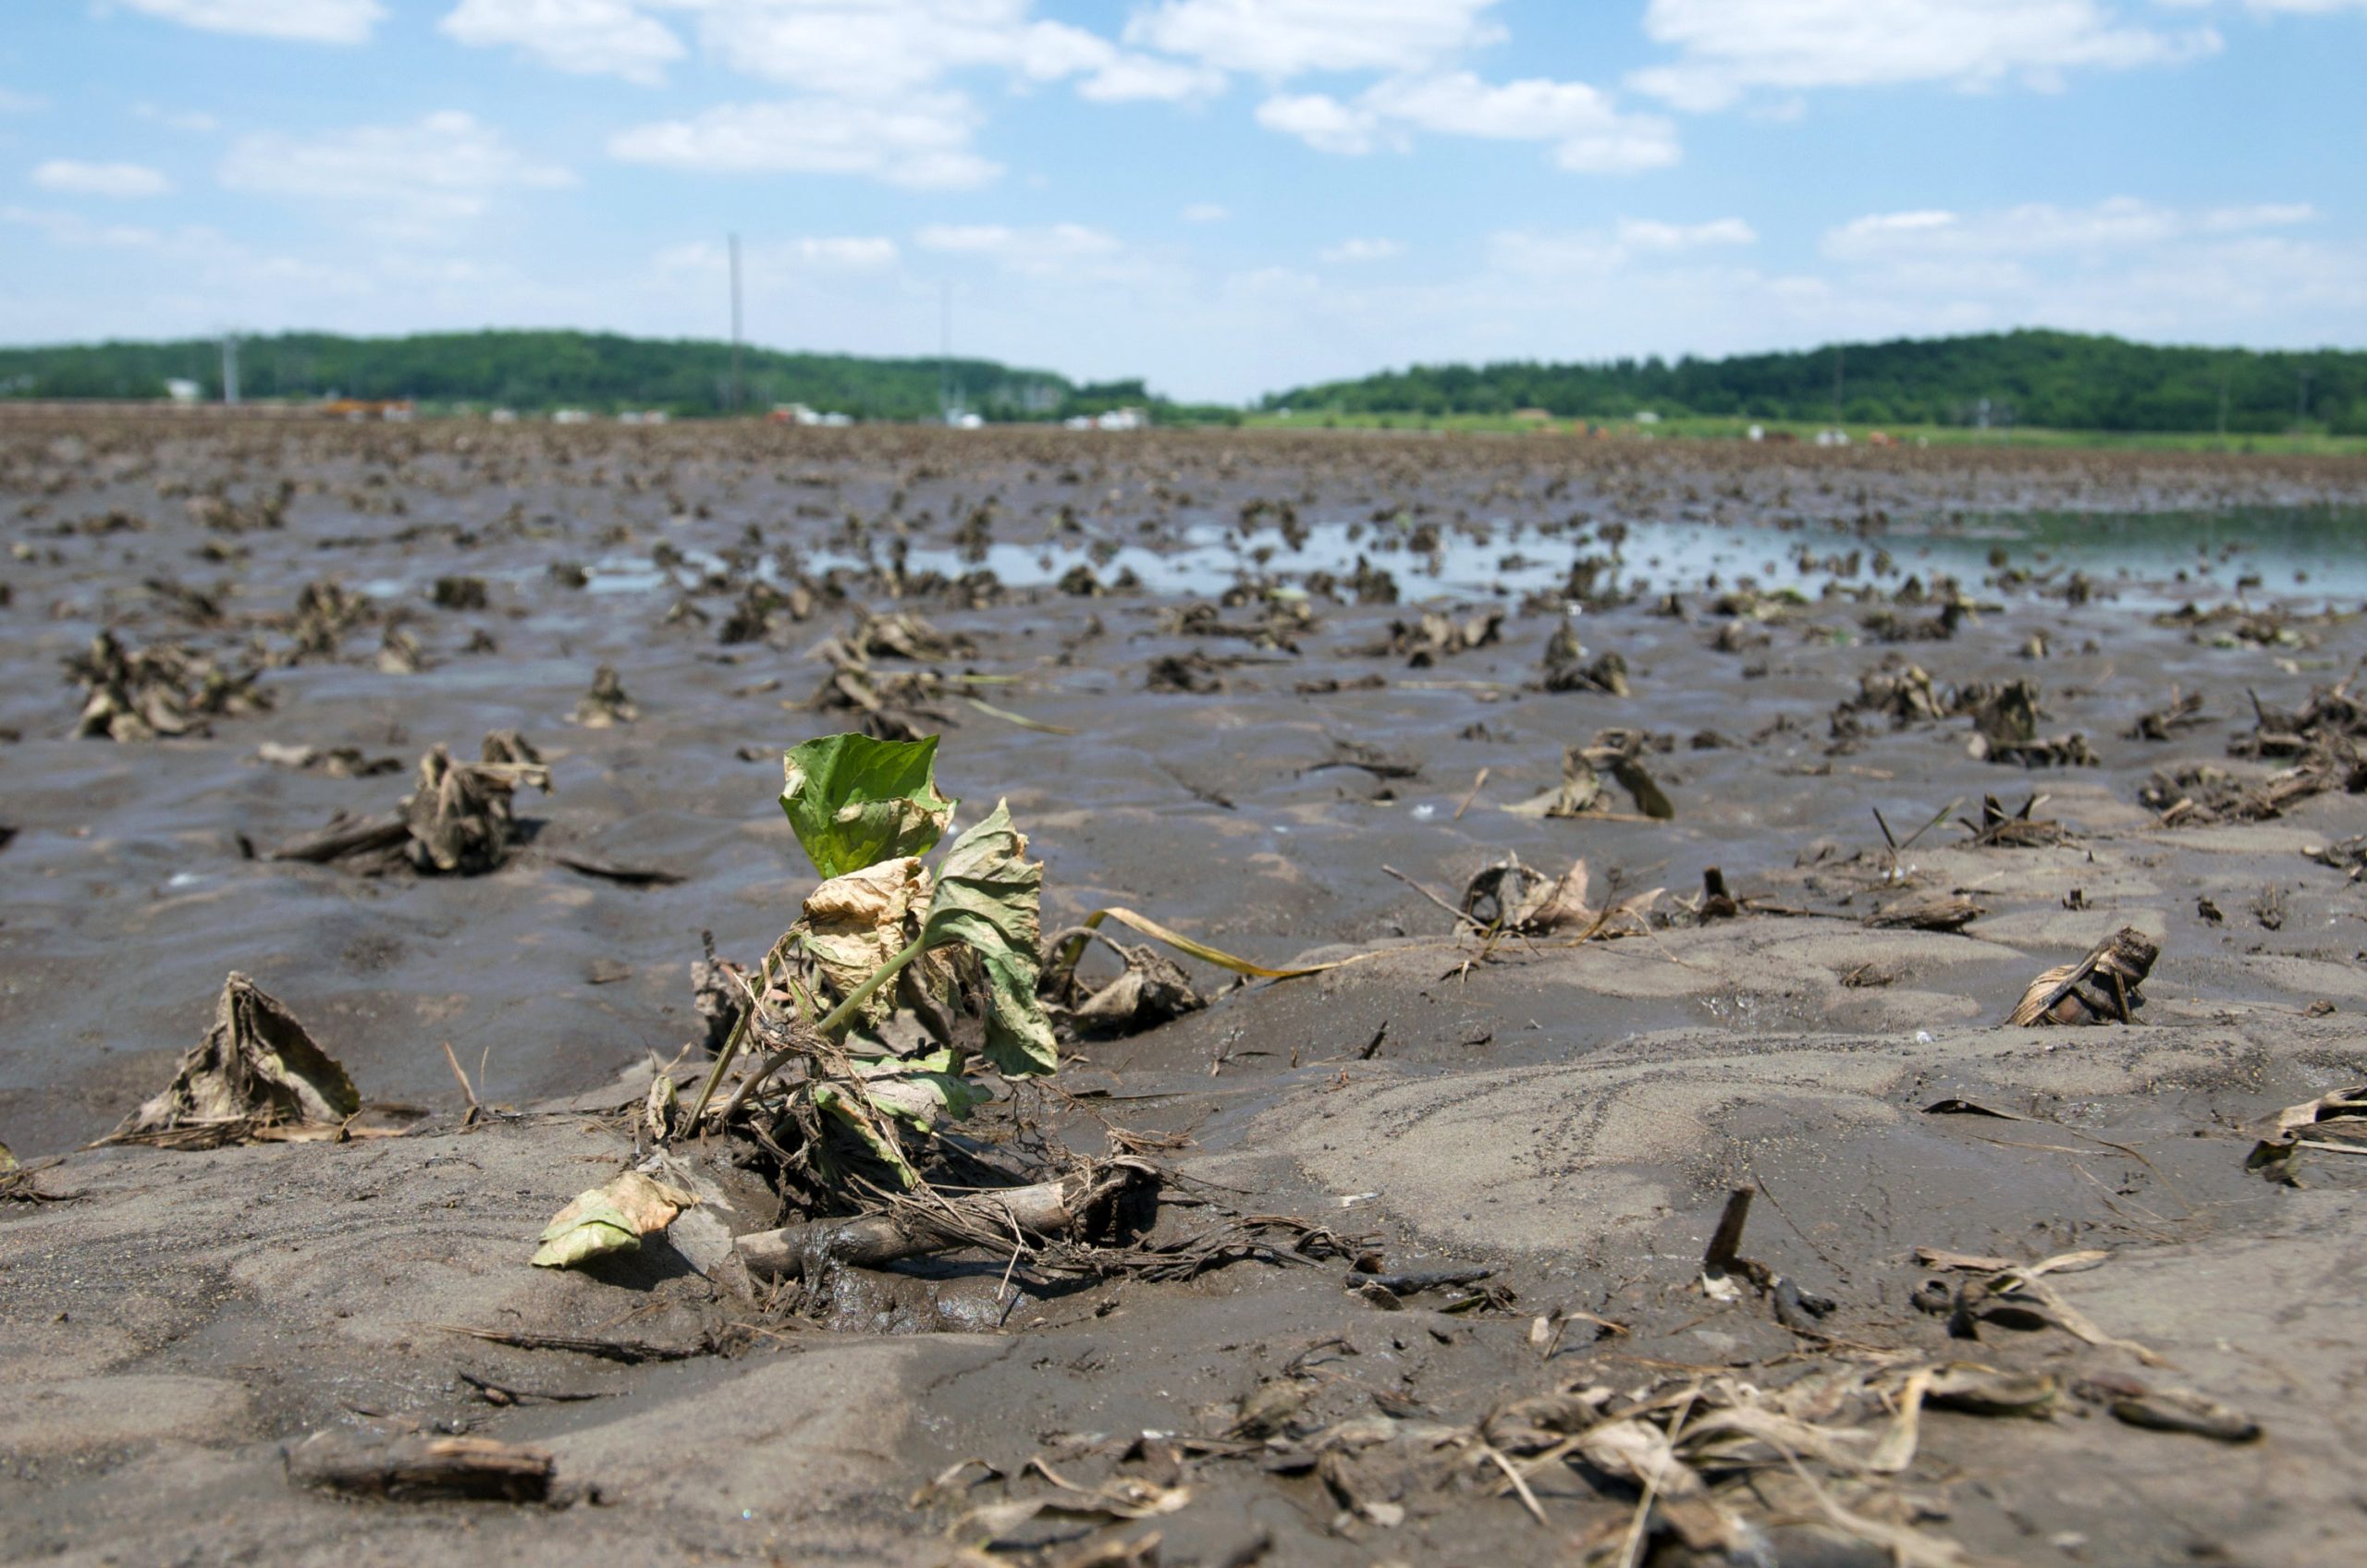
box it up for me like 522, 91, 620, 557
1264, 329, 2367, 435
3, 326, 2361, 434
0, 330, 1076, 422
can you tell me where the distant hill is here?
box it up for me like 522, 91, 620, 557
1265, 329, 2367, 435
9, 326, 2364, 435
0, 329, 1078, 422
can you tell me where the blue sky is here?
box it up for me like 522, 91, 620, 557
3, 0, 2362, 400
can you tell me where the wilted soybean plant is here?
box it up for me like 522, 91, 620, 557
680, 732, 1060, 1189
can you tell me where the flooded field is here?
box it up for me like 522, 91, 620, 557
5, 417, 2367, 1566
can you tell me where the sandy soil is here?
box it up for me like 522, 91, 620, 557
4, 416, 2366, 1566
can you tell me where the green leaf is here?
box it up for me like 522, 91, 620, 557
921, 800, 1060, 1077
779, 733, 958, 879
813, 1050, 989, 1189
862, 1048, 991, 1125
811, 1086, 919, 1186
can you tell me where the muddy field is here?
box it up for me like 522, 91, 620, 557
5, 416, 2367, 1566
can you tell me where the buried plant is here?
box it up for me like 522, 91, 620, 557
104, 973, 362, 1148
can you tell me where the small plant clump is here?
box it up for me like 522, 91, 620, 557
680, 732, 1059, 1189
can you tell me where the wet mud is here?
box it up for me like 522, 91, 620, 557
5, 417, 2367, 1565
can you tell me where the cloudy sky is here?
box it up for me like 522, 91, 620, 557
4, 0, 2363, 399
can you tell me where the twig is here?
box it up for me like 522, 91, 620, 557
1480, 1440, 1548, 1526
440, 1040, 480, 1112
1382, 864, 1482, 930
434, 1325, 706, 1363
1453, 767, 1490, 821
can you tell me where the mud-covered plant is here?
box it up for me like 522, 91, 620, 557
683, 733, 1057, 1186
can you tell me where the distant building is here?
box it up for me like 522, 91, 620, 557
552, 408, 593, 424
164, 378, 202, 404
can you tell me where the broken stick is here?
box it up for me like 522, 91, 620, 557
735, 1159, 1157, 1281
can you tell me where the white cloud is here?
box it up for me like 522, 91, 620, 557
1074, 51, 1226, 103
1615, 216, 1756, 249
655, 235, 900, 273
219, 111, 574, 237
1259, 73, 1681, 171
1822, 196, 2311, 260
438, 0, 685, 84
115, 0, 385, 44
609, 95, 999, 189
433, 0, 1217, 110
0, 88, 47, 114
32, 159, 172, 198
694, 0, 1108, 96
1632, 0, 2220, 111
915, 221, 1127, 277
1320, 237, 1402, 263
1480, 218, 1754, 288
2, 203, 166, 249
1255, 92, 1379, 153
1181, 202, 1228, 222
1127, 0, 1502, 78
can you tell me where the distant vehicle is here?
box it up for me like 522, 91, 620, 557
771, 404, 853, 427
1065, 407, 1145, 431
552, 408, 593, 424
321, 398, 414, 422
165, 378, 201, 404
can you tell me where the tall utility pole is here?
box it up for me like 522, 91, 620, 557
938, 281, 952, 422
728, 233, 743, 415
2217, 376, 2229, 446
1831, 344, 1845, 428
220, 333, 240, 406
2296, 366, 2312, 433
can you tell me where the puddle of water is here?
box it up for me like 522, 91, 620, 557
374, 504, 2367, 608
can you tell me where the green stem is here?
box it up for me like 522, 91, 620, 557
685, 935, 793, 1131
